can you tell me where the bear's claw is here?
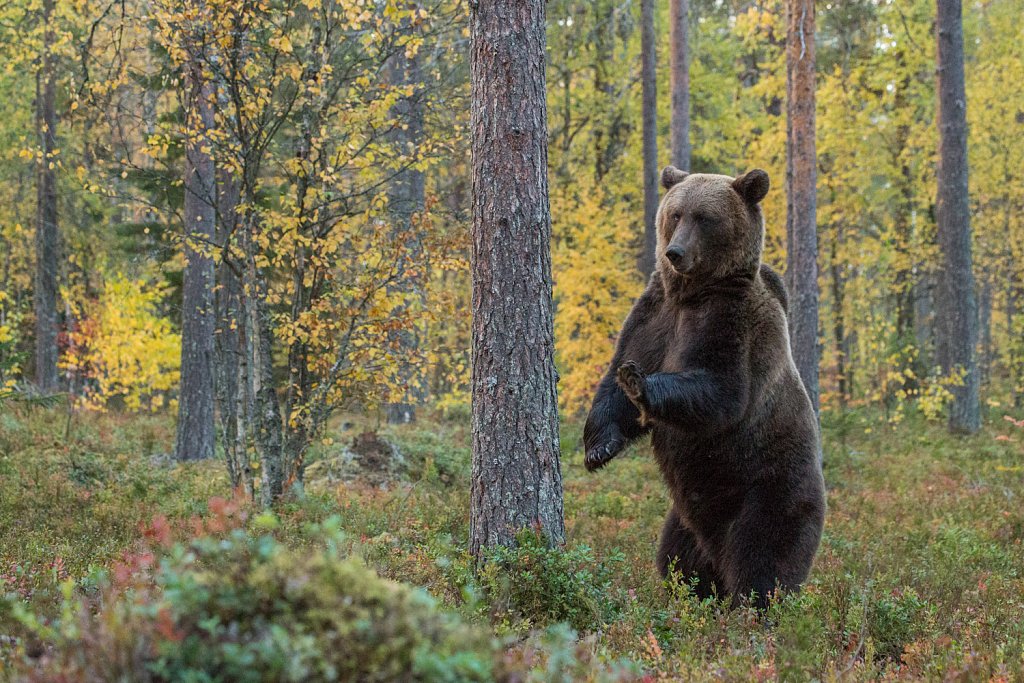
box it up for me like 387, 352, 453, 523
584, 438, 623, 472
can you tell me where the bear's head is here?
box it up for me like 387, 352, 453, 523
655, 166, 770, 286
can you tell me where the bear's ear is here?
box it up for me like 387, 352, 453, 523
732, 169, 770, 205
661, 166, 688, 190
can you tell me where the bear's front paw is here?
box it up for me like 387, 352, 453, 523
584, 436, 624, 472
616, 361, 646, 400
615, 361, 650, 425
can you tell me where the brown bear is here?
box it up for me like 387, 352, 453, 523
582, 166, 825, 609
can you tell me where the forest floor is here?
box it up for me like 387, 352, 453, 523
1, 404, 1023, 680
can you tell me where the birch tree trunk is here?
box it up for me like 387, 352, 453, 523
34, 0, 59, 393
468, 0, 565, 558
934, 0, 980, 433
240, 211, 286, 507
639, 0, 658, 278
175, 52, 217, 461
214, 168, 251, 497
785, 0, 820, 415
669, 0, 691, 171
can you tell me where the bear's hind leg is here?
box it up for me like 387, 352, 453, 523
657, 508, 721, 600
721, 495, 823, 610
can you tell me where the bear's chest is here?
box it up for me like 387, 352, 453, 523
658, 308, 700, 373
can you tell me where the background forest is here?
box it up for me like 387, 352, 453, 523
1, 0, 1023, 680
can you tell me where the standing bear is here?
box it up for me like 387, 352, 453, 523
583, 166, 825, 609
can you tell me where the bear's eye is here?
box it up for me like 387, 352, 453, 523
671, 210, 683, 222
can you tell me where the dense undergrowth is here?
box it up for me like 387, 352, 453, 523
1, 404, 1022, 680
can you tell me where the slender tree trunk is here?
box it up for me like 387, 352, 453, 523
469, 0, 565, 558
829, 225, 847, 409
1006, 208, 1020, 409
935, 0, 980, 433
979, 277, 992, 392
34, 0, 59, 393
215, 169, 251, 497
785, 0, 820, 415
639, 0, 658, 278
175, 54, 217, 461
1008, 283, 1020, 409
669, 0, 690, 171
386, 6, 426, 425
240, 211, 286, 506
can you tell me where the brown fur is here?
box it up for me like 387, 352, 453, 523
583, 167, 825, 608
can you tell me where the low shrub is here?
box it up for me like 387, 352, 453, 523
5, 519, 499, 682
478, 528, 624, 633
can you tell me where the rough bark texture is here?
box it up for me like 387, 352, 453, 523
34, 0, 59, 393
669, 0, 691, 171
639, 0, 659, 278
469, 0, 565, 558
784, 0, 820, 415
175, 61, 217, 461
934, 0, 980, 433
386, 10, 426, 425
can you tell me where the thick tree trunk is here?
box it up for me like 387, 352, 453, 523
785, 0, 820, 415
469, 0, 565, 558
386, 9, 426, 425
669, 0, 690, 171
175, 58, 217, 461
639, 0, 658, 278
34, 0, 59, 393
935, 0, 980, 433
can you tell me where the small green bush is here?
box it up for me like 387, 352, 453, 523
478, 528, 623, 633
7, 521, 500, 682
866, 587, 933, 662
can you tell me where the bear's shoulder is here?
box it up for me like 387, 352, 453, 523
757, 263, 788, 313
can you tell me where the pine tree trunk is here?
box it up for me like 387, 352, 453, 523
34, 0, 59, 393
785, 0, 820, 415
469, 0, 565, 558
669, 0, 690, 171
639, 0, 659, 278
935, 0, 980, 433
175, 56, 217, 461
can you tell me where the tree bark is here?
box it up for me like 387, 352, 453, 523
934, 0, 980, 433
639, 0, 658, 278
669, 0, 691, 171
386, 6, 426, 425
785, 0, 820, 415
214, 168, 251, 497
469, 0, 565, 558
34, 0, 59, 393
241, 211, 286, 507
979, 276, 992, 392
829, 225, 847, 409
175, 54, 217, 461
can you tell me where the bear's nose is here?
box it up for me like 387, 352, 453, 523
665, 245, 686, 268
